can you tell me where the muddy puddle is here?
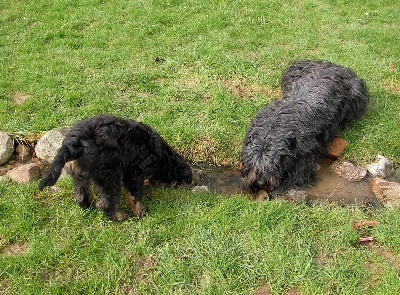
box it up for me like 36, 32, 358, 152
192, 160, 380, 206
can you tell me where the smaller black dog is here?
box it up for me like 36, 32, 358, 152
241, 60, 368, 197
38, 114, 192, 221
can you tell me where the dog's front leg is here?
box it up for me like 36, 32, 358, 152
93, 174, 128, 222
123, 177, 147, 217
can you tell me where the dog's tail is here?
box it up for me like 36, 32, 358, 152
38, 145, 73, 190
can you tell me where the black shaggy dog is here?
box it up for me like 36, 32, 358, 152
38, 114, 193, 221
241, 60, 368, 197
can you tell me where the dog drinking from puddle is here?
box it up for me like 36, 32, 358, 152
241, 60, 368, 198
38, 114, 192, 221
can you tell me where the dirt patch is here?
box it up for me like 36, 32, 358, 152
286, 288, 302, 295
254, 285, 272, 295
383, 79, 399, 95
363, 243, 400, 287
254, 285, 301, 295
364, 257, 384, 285
119, 255, 156, 294
175, 77, 201, 89
3, 242, 28, 255
185, 136, 220, 164
220, 77, 281, 99
12, 92, 31, 104
134, 255, 156, 283
313, 249, 329, 267
366, 243, 400, 270
388, 62, 397, 72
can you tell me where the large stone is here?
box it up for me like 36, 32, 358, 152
366, 155, 393, 178
370, 178, 400, 208
35, 127, 70, 163
0, 132, 14, 165
330, 160, 367, 181
6, 163, 41, 183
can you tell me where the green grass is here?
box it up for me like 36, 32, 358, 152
1, 0, 400, 294
1, 0, 399, 165
1, 180, 400, 294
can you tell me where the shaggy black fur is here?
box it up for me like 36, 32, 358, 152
241, 60, 368, 197
38, 114, 193, 221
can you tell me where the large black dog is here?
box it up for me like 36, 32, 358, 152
38, 114, 193, 221
241, 60, 368, 197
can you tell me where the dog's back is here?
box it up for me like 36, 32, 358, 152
283, 61, 368, 130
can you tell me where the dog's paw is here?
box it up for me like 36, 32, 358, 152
111, 210, 128, 222
132, 201, 147, 218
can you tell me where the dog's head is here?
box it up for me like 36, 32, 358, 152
241, 134, 294, 195
152, 153, 193, 186
168, 155, 193, 186
243, 165, 280, 194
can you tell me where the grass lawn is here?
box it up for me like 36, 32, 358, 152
1, 0, 400, 294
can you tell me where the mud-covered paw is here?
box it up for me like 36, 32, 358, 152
109, 210, 128, 222
132, 201, 147, 217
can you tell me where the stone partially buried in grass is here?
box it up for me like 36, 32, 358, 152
35, 127, 71, 163
370, 178, 400, 208
6, 163, 41, 183
0, 132, 14, 165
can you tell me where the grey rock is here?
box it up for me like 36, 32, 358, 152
191, 185, 209, 193
366, 155, 393, 178
35, 127, 70, 163
6, 163, 41, 183
330, 160, 367, 181
0, 132, 14, 165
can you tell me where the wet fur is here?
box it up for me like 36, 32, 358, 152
38, 114, 193, 221
241, 60, 368, 196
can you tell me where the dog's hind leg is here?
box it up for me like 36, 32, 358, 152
123, 175, 147, 217
93, 171, 128, 222
65, 161, 92, 209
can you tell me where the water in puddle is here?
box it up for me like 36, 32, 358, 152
192, 160, 379, 206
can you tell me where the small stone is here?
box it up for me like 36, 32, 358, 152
331, 160, 367, 181
327, 138, 348, 158
366, 155, 393, 178
191, 185, 209, 193
35, 127, 70, 163
15, 144, 31, 161
48, 186, 62, 193
370, 178, 400, 208
0, 132, 14, 165
6, 163, 41, 183
284, 189, 307, 202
